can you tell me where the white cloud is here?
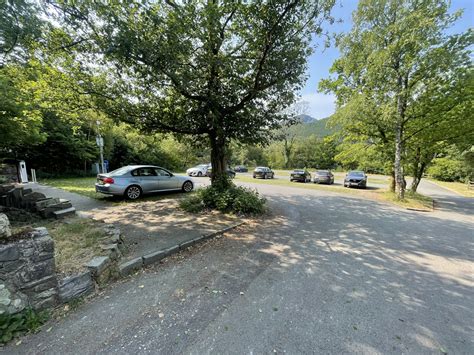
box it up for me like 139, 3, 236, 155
300, 93, 336, 119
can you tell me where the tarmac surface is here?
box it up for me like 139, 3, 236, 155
7, 178, 473, 354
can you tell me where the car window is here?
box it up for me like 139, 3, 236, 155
109, 167, 131, 176
155, 168, 171, 177
135, 168, 157, 177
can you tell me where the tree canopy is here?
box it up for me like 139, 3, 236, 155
320, 0, 473, 198
47, 0, 334, 187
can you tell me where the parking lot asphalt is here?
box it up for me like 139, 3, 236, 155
9, 177, 473, 354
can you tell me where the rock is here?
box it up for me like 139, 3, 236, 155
53, 207, 76, 219
85, 256, 110, 276
0, 244, 19, 262
142, 249, 169, 266
118, 257, 143, 276
0, 283, 27, 314
34, 198, 60, 211
100, 244, 121, 261
58, 271, 94, 303
0, 213, 11, 239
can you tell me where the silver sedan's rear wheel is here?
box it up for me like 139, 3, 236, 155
125, 185, 141, 200
182, 180, 193, 192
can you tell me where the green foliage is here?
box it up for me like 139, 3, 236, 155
49, 0, 335, 183
0, 65, 46, 150
0, 309, 49, 344
427, 158, 465, 182
320, 0, 473, 196
180, 185, 266, 215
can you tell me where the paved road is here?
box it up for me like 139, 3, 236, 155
7, 181, 473, 354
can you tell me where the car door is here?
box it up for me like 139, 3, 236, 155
155, 168, 179, 190
133, 167, 159, 193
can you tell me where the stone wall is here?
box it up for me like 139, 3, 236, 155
0, 214, 124, 315
0, 184, 75, 219
0, 227, 58, 314
0, 164, 18, 184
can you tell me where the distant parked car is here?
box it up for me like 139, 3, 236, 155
206, 167, 236, 179
186, 164, 210, 177
344, 171, 367, 188
313, 170, 334, 185
253, 167, 274, 179
290, 169, 311, 182
234, 165, 248, 172
95, 165, 194, 200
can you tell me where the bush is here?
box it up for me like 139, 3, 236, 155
427, 158, 465, 182
0, 309, 49, 343
180, 184, 266, 215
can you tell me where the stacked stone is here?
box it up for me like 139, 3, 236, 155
0, 184, 75, 219
0, 226, 58, 314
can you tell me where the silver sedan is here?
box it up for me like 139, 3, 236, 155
95, 165, 194, 199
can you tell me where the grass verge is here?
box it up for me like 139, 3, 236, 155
379, 191, 434, 211
427, 179, 474, 198
39, 177, 105, 200
11, 217, 111, 275
235, 175, 433, 211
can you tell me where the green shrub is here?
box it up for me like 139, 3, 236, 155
0, 309, 49, 344
427, 158, 465, 182
180, 185, 266, 215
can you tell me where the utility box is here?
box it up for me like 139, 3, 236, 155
19, 160, 28, 183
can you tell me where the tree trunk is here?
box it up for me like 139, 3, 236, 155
283, 139, 290, 169
394, 73, 407, 200
209, 131, 229, 190
394, 121, 405, 199
389, 170, 395, 192
410, 146, 424, 193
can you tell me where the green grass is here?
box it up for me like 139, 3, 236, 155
235, 175, 434, 210
427, 179, 474, 198
40, 177, 105, 200
379, 191, 434, 211
40, 176, 185, 204
11, 218, 110, 275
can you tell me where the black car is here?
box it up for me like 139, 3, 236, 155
206, 168, 236, 179
253, 167, 274, 179
344, 171, 367, 188
234, 165, 248, 172
290, 169, 311, 183
314, 170, 334, 184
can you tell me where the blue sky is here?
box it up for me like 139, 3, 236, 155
302, 0, 474, 119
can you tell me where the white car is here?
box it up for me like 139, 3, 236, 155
186, 164, 210, 177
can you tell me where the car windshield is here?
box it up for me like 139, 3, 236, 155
317, 171, 329, 176
293, 170, 305, 174
255, 167, 265, 172
109, 167, 131, 176
348, 171, 365, 177
196, 164, 208, 168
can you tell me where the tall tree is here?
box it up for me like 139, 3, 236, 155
47, 0, 334, 188
320, 0, 472, 199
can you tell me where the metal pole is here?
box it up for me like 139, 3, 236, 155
96, 121, 105, 173
99, 134, 105, 173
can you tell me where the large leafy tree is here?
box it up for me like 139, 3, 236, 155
320, 0, 472, 199
47, 0, 334, 188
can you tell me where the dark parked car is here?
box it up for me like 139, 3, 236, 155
290, 169, 311, 183
314, 170, 334, 184
234, 165, 248, 172
206, 167, 236, 179
253, 167, 274, 179
344, 171, 367, 188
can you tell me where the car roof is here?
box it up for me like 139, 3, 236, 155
126, 165, 166, 170
348, 170, 365, 174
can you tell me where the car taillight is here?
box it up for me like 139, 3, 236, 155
103, 177, 114, 184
